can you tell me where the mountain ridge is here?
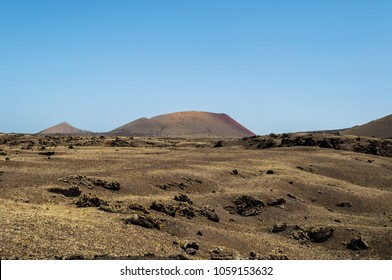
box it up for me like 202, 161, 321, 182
33, 113, 392, 139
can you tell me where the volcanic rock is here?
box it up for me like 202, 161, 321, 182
346, 237, 369, 250
225, 195, 264, 216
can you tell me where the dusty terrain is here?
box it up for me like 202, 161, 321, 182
0, 133, 391, 260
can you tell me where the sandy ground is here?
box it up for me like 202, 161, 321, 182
0, 135, 391, 259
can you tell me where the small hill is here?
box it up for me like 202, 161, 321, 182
109, 111, 255, 138
37, 122, 90, 135
342, 114, 392, 139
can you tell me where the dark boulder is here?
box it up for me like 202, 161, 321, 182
177, 204, 197, 219
199, 207, 220, 222
150, 201, 176, 217
124, 214, 163, 230
181, 241, 199, 255
225, 195, 264, 216
293, 226, 334, 243
210, 247, 238, 260
128, 203, 150, 214
231, 169, 239, 175
48, 186, 81, 197
174, 194, 193, 204
346, 237, 369, 250
75, 194, 107, 207
93, 179, 121, 191
267, 197, 286, 206
213, 140, 223, 148
271, 223, 287, 233
337, 202, 352, 207
307, 226, 334, 243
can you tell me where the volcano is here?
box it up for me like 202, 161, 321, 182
37, 122, 90, 135
109, 111, 255, 138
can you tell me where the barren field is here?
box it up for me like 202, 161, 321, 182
0, 134, 391, 260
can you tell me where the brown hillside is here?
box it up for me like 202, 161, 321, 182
37, 122, 90, 135
342, 114, 392, 139
110, 111, 255, 138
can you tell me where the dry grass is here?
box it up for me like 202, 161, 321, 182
0, 135, 391, 259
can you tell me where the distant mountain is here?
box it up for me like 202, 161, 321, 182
342, 114, 392, 139
37, 122, 90, 135
109, 111, 255, 138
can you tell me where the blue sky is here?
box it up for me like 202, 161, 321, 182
1, 0, 391, 134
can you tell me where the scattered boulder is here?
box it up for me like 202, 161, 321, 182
271, 223, 287, 233
158, 182, 186, 190
128, 203, 150, 214
108, 137, 133, 147
177, 204, 197, 219
98, 203, 122, 213
150, 201, 176, 217
266, 253, 289, 260
292, 226, 334, 243
181, 241, 199, 255
231, 169, 239, 175
249, 251, 263, 260
249, 250, 289, 260
213, 140, 223, 148
210, 247, 238, 260
92, 179, 121, 191
199, 207, 220, 222
75, 194, 107, 208
181, 177, 203, 185
242, 133, 392, 157
337, 202, 352, 208
183, 248, 197, 256
266, 170, 274, 174
59, 175, 92, 187
287, 193, 297, 199
225, 195, 264, 216
48, 186, 81, 197
267, 197, 286, 206
174, 194, 193, 204
124, 214, 163, 230
346, 236, 369, 250
307, 226, 334, 243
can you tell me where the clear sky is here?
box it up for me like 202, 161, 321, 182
1, 0, 391, 134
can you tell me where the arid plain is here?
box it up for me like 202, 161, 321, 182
1, 133, 391, 260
